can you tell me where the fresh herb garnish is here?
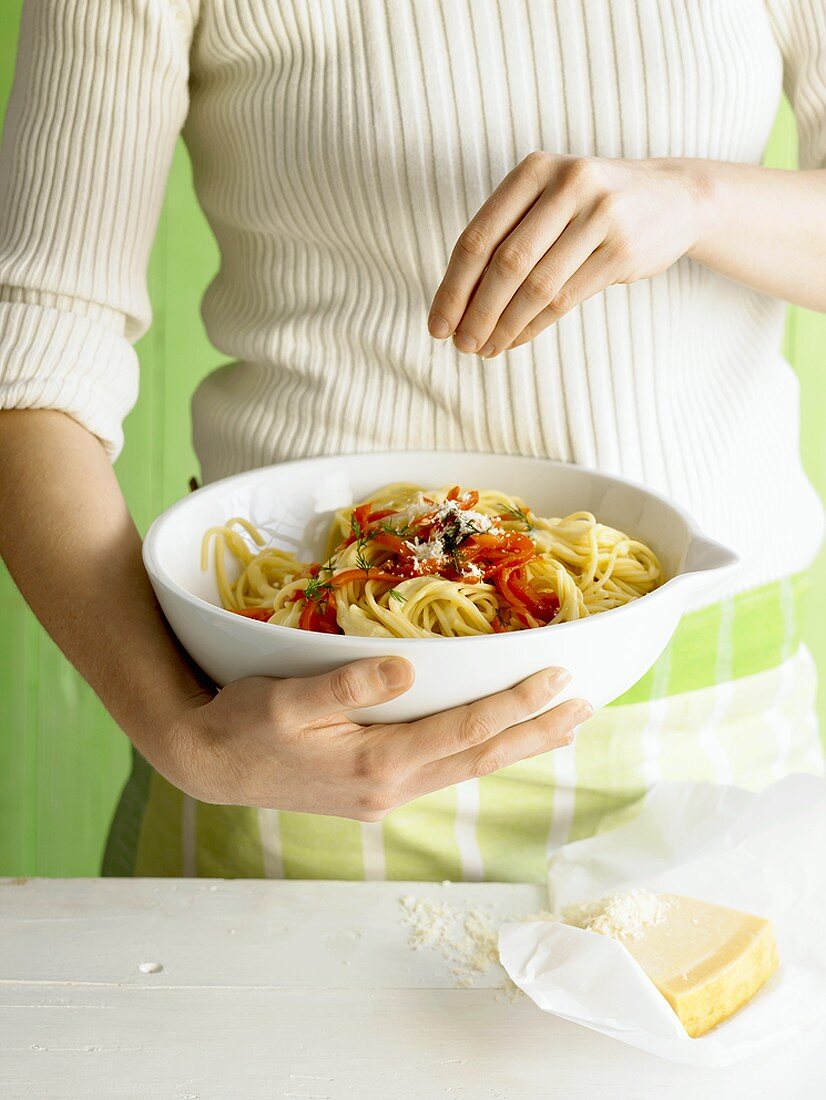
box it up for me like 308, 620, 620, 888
500, 503, 534, 532
304, 572, 334, 604
440, 517, 481, 558
351, 511, 385, 547
380, 520, 411, 537
387, 587, 406, 603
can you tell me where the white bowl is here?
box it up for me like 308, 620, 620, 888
143, 452, 739, 723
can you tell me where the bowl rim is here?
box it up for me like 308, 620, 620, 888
142, 450, 739, 648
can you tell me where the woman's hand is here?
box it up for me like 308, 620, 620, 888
0, 412, 590, 827
429, 153, 708, 356
164, 659, 590, 821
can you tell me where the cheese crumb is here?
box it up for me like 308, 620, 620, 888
399, 896, 499, 986
562, 888, 671, 942
404, 536, 447, 564
399, 895, 557, 990
432, 500, 495, 535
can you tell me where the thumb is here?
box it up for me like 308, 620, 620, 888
289, 657, 415, 721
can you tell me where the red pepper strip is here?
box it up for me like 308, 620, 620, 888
492, 569, 533, 624
344, 505, 398, 545
298, 596, 341, 634
371, 531, 410, 555
484, 552, 535, 577
494, 568, 559, 627
467, 531, 535, 553
330, 568, 401, 587
352, 503, 373, 531
507, 571, 559, 622
343, 503, 373, 544
353, 504, 395, 528
461, 533, 536, 578
393, 557, 444, 578
495, 511, 533, 525
233, 607, 274, 622
446, 486, 480, 510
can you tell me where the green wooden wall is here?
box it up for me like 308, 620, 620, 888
1, 1, 823, 875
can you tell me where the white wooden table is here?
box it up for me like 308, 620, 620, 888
1, 878, 822, 1098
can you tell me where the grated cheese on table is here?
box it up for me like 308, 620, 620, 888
399, 895, 556, 991
562, 888, 671, 941
399, 896, 500, 987
398, 887, 673, 992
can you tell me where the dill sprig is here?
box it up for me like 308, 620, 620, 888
349, 507, 386, 575
354, 546, 372, 574
351, 511, 386, 547
304, 572, 334, 604
499, 503, 534, 532
380, 519, 411, 537
440, 517, 482, 558
387, 587, 406, 603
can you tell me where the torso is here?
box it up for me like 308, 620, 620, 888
182, 0, 820, 600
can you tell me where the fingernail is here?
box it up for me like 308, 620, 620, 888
379, 658, 410, 691
479, 342, 496, 358
429, 313, 450, 339
545, 668, 571, 691
453, 331, 478, 354
572, 700, 594, 722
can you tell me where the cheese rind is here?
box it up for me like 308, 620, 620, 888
616, 895, 779, 1038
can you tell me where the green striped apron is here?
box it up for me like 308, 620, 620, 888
103, 575, 823, 881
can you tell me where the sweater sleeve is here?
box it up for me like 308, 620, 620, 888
0, 1, 196, 459
767, 0, 826, 169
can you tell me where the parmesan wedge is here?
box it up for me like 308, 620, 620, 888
566, 891, 778, 1038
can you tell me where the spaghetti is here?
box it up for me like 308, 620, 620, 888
201, 483, 664, 638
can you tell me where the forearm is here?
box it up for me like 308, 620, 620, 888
0, 408, 591, 818
684, 159, 826, 311
0, 410, 211, 768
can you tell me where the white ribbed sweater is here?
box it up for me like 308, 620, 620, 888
0, 0, 823, 601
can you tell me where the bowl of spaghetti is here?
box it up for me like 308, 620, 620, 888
143, 451, 739, 722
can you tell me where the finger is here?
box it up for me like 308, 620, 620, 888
508, 245, 617, 348
428, 156, 548, 343
279, 657, 415, 723
483, 213, 606, 356
451, 188, 578, 356
400, 666, 571, 767
414, 697, 593, 795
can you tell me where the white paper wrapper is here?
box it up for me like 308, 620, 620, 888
498, 774, 826, 1066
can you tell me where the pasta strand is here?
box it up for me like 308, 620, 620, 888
201, 484, 664, 637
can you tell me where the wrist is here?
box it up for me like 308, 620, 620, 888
673, 157, 721, 262
123, 682, 215, 787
